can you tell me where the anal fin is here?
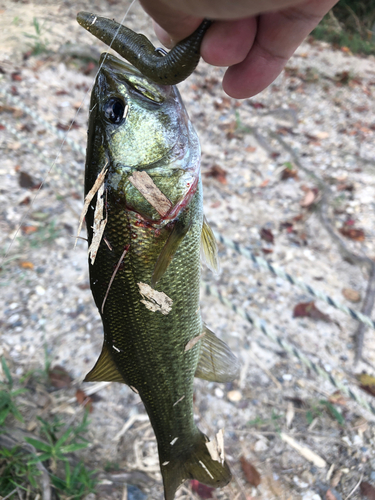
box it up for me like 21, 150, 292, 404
201, 216, 219, 273
84, 343, 125, 383
151, 218, 191, 287
195, 325, 240, 383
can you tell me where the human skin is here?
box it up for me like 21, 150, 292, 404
139, 0, 339, 98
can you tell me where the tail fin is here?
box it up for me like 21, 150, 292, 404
161, 432, 231, 500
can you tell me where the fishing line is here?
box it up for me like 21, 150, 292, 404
1, 0, 136, 265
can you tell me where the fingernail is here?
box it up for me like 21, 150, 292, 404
153, 21, 175, 49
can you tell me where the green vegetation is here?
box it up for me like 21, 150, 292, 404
0, 446, 41, 498
312, 0, 375, 55
248, 410, 284, 432
306, 399, 345, 427
0, 358, 26, 425
0, 358, 98, 499
28, 219, 60, 248
24, 17, 50, 56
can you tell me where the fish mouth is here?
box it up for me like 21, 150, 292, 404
99, 53, 143, 78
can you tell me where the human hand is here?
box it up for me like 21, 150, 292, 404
139, 0, 338, 98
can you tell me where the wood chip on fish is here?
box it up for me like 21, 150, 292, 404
88, 181, 107, 265
185, 331, 206, 351
129, 171, 172, 217
205, 429, 225, 466
75, 162, 108, 247
138, 282, 173, 315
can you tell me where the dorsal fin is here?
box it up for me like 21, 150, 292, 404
195, 325, 240, 382
84, 343, 125, 383
201, 216, 219, 273
151, 218, 191, 287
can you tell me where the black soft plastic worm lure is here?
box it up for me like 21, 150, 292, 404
77, 12, 211, 85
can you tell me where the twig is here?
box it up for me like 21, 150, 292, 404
101, 245, 130, 313
344, 472, 364, 500
2, 489, 18, 500
345, 5, 364, 37
354, 264, 375, 364
271, 132, 375, 363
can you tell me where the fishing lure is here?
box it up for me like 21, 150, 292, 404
77, 11, 211, 85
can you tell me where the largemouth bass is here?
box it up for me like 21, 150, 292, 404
79, 15, 239, 500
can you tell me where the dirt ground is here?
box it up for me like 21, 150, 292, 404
1, 1, 375, 499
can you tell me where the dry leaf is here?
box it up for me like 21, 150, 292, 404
204, 165, 227, 185
19, 171, 42, 190
56, 122, 80, 131
21, 225, 38, 235
240, 456, 261, 486
75, 389, 94, 413
48, 365, 72, 389
260, 227, 274, 244
360, 482, 375, 500
339, 225, 365, 241
325, 489, 337, 500
11, 72, 22, 81
213, 97, 231, 110
249, 101, 265, 109
328, 391, 347, 406
341, 288, 361, 303
281, 167, 298, 180
19, 261, 34, 269
358, 373, 375, 397
190, 480, 214, 499
300, 188, 318, 207
129, 171, 173, 216
293, 302, 331, 323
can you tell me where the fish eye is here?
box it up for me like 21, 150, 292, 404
104, 97, 126, 124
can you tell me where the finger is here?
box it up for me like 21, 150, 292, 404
222, 0, 339, 98
200, 18, 257, 67
139, 0, 202, 44
151, 0, 309, 20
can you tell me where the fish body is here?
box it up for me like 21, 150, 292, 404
82, 28, 239, 500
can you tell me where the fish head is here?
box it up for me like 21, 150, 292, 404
86, 53, 200, 222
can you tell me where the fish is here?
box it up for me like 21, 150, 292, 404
78, 14, 240, 500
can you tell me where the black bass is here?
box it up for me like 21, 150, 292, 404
78, 15, 239, 500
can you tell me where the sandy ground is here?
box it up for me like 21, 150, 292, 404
1, 1, 375, 499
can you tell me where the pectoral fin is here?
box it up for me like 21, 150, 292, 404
151, 218, 191, 287
195, 325, 240, 382
84, 343, 125, 383
201, 216, 219, 273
